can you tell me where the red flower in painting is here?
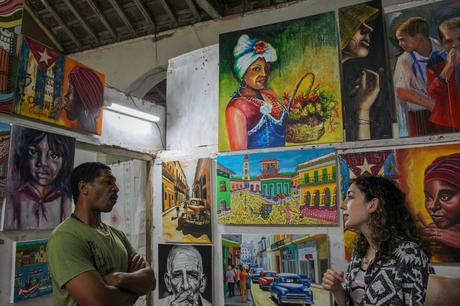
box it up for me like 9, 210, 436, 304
253, 41, 268, 54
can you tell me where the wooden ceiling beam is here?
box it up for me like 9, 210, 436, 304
40, 0, 82, 48
159, 0, 177, 26
195, 0, 221, 18
133, 0, 156, 29
107, 0, 136, 34
62, 0, 99, 43
184, 0, 201, 21
86, 0, 117, 39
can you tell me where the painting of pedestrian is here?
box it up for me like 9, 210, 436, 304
222, 234, 331, 306
386, 0, 460, 137
162, 158, 212, 243
158, 244, 212, 306
219, 11, 343, 151
217, 148, 338, 225
338, 0, 393, 141
2, 125, 75, 230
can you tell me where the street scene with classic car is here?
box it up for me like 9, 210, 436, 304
162, 159, 212, 243
222, 234, 332, 305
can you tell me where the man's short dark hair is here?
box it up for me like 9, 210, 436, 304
71, 162, 111, 203
396, 17, 429, 37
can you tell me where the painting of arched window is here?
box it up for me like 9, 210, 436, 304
250, 185, 253, 191
305, 191, 311, 205
314, 190, 320, 206
324, 188, 331, 206
220, 181, 227, 192
332, 187, 337, 207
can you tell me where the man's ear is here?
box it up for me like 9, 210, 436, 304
78, 180, 89, 196
164, 273, 172, 292
199, 274, 207, 293
368, 198, 379, 213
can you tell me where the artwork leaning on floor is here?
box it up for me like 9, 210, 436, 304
217, 148, 338, 225
219, 11, 343, 151
161, 158, 212, 243
385, 0, 460, 137
338, 0, 393, 141
395, 143, 460, 263
338, 150, 397, 260
2, 125, 75, 230
158, 244, 212, 306
222, 233, 330, 306
10, 239, 52, 303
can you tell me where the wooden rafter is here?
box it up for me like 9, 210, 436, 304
24, 3, 64, 52
107, 0, 135, 34
184, 0, 201, 21
195, 0, 221, 18
133, 0, 156, 29
40, 0, 81, 48
86, 0, 117, 39
159, 0, 177, 25
62, 0, 99, 43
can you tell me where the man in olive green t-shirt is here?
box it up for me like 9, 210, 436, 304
47, 162, 156, 306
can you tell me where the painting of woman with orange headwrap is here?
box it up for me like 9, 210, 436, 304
60, 57, 105, 135
396, 143, 460, 262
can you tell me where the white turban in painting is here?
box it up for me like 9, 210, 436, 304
233, 34, 277, 81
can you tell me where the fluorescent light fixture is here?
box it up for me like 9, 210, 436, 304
106, 103, 160, 122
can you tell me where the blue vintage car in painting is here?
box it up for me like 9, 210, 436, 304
269, 273, 313, 305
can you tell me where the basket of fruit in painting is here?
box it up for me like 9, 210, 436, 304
284, 72, 337, 143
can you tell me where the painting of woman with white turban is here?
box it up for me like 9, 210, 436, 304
219, 12, 343, 151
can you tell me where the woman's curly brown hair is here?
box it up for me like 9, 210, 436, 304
351, 176, 431, 260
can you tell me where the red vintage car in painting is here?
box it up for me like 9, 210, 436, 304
258, 271, 278, 290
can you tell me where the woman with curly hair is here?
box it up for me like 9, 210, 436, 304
322, 176, 433, 305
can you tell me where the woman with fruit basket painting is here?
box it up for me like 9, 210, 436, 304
225, 34, 287, 150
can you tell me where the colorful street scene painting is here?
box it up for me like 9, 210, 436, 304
338, 0, 394, 141
162, 158, 212, 243
0, 0, 23, 34
3, 125, 75, 230
385, 0, 460, 137
222, 234, 331, 306
217, 148, 338, 225
11, 239, 51, 303
338, 150, 397, 260
14, 37, 105, 135
396, 143, 460, 263
0, 28, 20, 112
219, 11, 343, 152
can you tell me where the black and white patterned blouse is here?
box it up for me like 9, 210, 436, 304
342, 240, 434, 306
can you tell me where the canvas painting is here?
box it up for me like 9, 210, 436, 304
0, 28, 20, 113
158, 244, 212, 306
219, 11, 343, 151
395, 143, 460, 263
162, 158, 212, 243
0, 0, 23, 34
217, 148, 338, 225
2, 125, 75, 230
386, 0, 460, 137
222, 233, 330, 306
338, 150, 397, 260
0, 121, 10, 196
11, 239, 52, 303
338, 0, 393, 141
14, 38, 105, 135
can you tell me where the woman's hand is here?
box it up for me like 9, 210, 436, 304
424, 223, 460, 249
322, 269, 344, 293
322, 269, 346, 306
351, 69, 380, 112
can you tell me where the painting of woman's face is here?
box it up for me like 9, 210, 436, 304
424, 179, 460, 229
343, 22, 373, 59
242, 58, 270, 90
64, 82, 78, 120
27, 136, 63, 187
